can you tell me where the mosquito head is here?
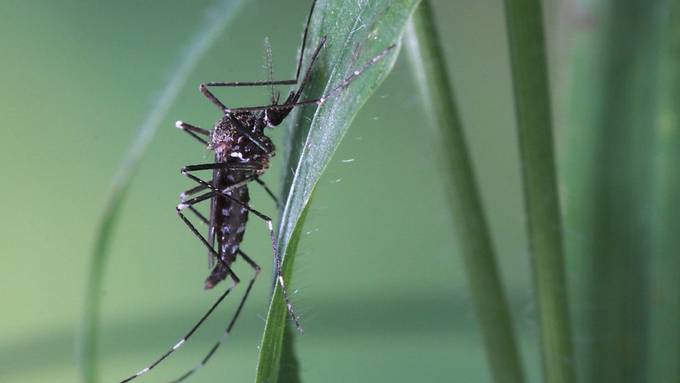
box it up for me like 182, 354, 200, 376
264, 91, 297, 127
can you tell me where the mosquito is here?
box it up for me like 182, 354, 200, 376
118, 1, 395, 382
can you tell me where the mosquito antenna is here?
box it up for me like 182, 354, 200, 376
263, 37, 278, 103
295, 0, 317, 81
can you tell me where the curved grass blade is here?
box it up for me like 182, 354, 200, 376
404, 2, 525, 383
255, 1, 420, 382
78, 1, 244, 381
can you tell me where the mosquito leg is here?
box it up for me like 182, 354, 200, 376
181, 173, 267, 222
179, 185, 211, 224
254, 177, 281, 209
180, 184, 208, 201
290, 34, 326, 100
198, 82, 228, 110
294, 0, 317, 81
200, 40, 320, 130
196, 86, 270, 154
262, 36, 327, 127
179, 175, 262, 204
177, 191, 220, 262
194, 92, 268, 158
176, 191, 237, 277
178, 170, 262, 270
200, 0, 318, 90
175, 121, 210, 146
198, 80, 273, 154
200, 12, 328, 133
118, 269, 239, 383
167, 250, 261, 383
225, 44, 397, 114
179, 166, 263, 269
182, 161, 261, 173
182, 172, 304, 332
178, 162, 265, 231
180, 162, 266, 200
205, 79, 297, 88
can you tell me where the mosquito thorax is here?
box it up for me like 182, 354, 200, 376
209, 114, 274, 163
207, 123, 231, 158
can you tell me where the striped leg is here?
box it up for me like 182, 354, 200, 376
180, 184, 210, 224
118, 273, 239, 383
168, 250, 261, 383
180, 163, 279, 208
175, 120, 210, 145
223, 43, 396, 115
118, 184, 243, 383
182, 170, 304, 333
176, 190, 235, 274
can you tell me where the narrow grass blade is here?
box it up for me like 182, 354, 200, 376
560, 7, 604, 383
563, 2, 670, 382
648, 1, 680, 381
78, 1, 244, 381
503, 1, 575, 382
404, 2, 525, 383
254, 1, 420, 382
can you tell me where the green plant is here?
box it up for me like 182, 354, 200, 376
404, 2, 524, 383
80, 1, 680, 383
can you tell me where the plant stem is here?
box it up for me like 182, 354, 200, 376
648, 1, 680, 381
254, 1, 418, 381
404, 3, 525, 383
502, 1, 575, 383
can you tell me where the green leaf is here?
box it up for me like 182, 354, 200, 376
254, 1, 420, 382
78, 1, 245, 382
404, 2, 525, 383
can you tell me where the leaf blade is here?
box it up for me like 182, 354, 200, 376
254, 1, 420, 382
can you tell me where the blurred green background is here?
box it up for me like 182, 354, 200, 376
0, 1, 551, 382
